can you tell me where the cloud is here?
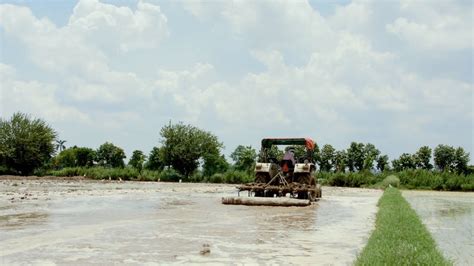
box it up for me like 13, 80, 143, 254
0, 0, 165, 107
69, 0, 168, 52
0, 0, 471, 160
386, 0, 472, 51
0, 63, 89, 123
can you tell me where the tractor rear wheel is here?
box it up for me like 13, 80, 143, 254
297, 173, 313, 200
254, 173, 268, 197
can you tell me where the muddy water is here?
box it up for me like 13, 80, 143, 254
0, 179, 382, 265
403, 190, 474, 265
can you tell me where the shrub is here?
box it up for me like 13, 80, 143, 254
381, 175, 400, 188
208, 173, 224, 183
159, 168, 183, 182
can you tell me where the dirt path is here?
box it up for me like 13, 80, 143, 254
0, 178, 382, 264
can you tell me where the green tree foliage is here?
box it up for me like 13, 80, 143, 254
434, 144, 456, 171
54, 146, 95, 168
54, 148, 76, 168
259, 145, 284, 162
74, 147, 96, 167
96, 142, 126, 168
129, 150, 146, 172
320, 144, 335, 172
453, 147, 469, 174
414, 146, 433, 170
333, 150, 347, 173
376, 155, 389, 172
347, 142, 365, 172
0, 112, 57, 175
392, 153, 416, 171
145, 147, 164, 170
160, 122, 223, 177
363, 143, 380, 170
284, 145, 308, 162
203, 153, 229, 177
231, 145, 257, 172
313, 143, 321, 166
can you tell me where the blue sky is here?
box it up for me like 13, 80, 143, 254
0, 0, 472, 164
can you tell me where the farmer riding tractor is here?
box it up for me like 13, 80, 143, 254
239, 138, 322, 201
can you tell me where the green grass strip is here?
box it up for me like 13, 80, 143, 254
356, 187, 449, 265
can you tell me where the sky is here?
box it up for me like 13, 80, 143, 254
0, 0, 472, 163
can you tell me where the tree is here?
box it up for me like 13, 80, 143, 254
54, 146, 96, 168
312, 143, 321, 167
392, 153, 416, 171
96, 142, 126, 168
319, 144, 335, 172
376, 155, 389, 172
56, 140, 67, 153
414, 146, 433, 170
285, 145, 307, 161
231, 145, 257, 172
129, 150, 146, 172
203, 153, 229, 177
434, 144, 456, 171
74, 147, 96, 167
54, 148, 76, 168
0, 112, 57, 175
333, 150, 347, 173
346, 142, 365, 172
160, 122, 223, 177
363, 143, 380, 170
145, 147, 164, 170
453, 147, 469, 174
259, 145, 284, 162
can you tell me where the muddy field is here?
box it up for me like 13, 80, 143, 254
403, 190, 474, 265
0, 177, 382, 265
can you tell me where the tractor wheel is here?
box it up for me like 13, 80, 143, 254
254, 173, 268, 183
254, 173, 268, 197
297, 173, 312, 200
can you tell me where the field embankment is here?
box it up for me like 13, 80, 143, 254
356, 187, 449, 265
319, 170, 473, 191
4, 167, 473, 192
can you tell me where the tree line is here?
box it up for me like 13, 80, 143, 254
0, 112, 472, 179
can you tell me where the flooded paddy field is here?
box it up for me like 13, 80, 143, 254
0, 177, 382, 265
403, 190, 474, 265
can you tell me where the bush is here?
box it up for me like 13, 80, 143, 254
381, 175, 400, 188
326, 171, 380, 187
207, 173, 224, 183
204, 171, 252, 184
159, 168, 183, 182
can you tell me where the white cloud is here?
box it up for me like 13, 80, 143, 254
69, 0, 168, 52
0, 0, 471, 159
386, 0, 472, 50
0, 63, 89, 123
0, 0, 164, 106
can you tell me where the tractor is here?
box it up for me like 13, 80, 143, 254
237, 138, 322, 202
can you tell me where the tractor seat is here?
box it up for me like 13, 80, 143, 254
280, 160, 294, 173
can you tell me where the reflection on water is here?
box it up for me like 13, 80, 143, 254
0, 181, 382, 264
403, 191, 474, 266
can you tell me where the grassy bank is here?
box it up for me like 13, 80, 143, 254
45, 166, 253, 184
356, 187, 448, 265
27, 167, 474, 191
318, 169, 473, 191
